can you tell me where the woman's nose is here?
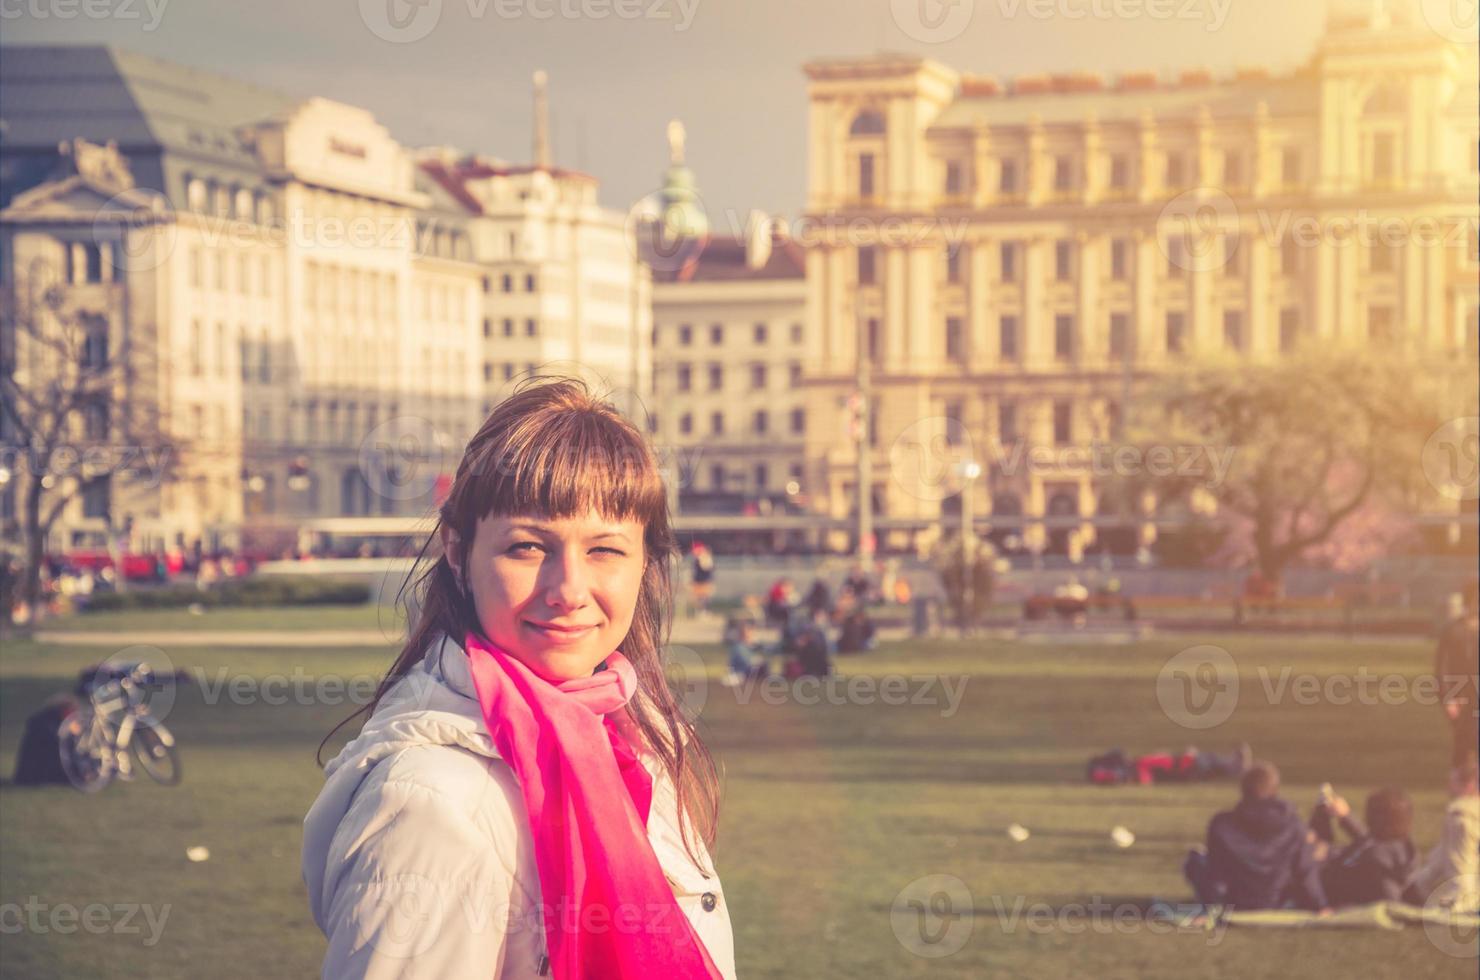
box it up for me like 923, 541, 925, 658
542, 550, 591, 610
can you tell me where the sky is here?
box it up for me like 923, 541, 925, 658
0, 0, 1434, 218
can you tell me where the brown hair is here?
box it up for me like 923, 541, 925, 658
1240, 762, 1280, 801
319, 377, 720, 867
1365, 787, 1413, 841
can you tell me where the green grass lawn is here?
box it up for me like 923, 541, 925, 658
0, 619, 1471, 978
44, 603, 406, 634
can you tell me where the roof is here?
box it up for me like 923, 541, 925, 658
0, 45, 298, 163
415, 157, 600, 217
931, 72, 1318, 130
645, 232, 805, 284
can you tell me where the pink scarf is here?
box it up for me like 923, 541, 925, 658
462, 632, 725, 980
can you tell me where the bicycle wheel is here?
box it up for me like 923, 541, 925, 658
131, 718, 182, 786
57, 710, 115, 793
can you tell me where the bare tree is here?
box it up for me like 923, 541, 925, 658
1, 260, 183, 618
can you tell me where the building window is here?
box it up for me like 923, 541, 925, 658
945, 244, 963, 284
708, 363, 723, 391
500, 318, 513, 337
710, 463, 725, 491
1368, 305, 1396, 345
1110, 239, 1130, 281
1165, 236, 1188, 277
1370, 132, 1396, 184
525, 273, 537, 292
710, 323, 724, 345
753, 410, 768, 435
999, 315, 1019, 361
1109, 154, 1130, 190
1053, 401, 1073, 444
750, 364, 767, 389
789, 362, 802, 385
1165, 311, 1187, 354
1280, 237, 1301, 276
1279, 307, 1300, 353
1109, 313, 1129, 361
790, 322, 803, 344
1165, 151, 1186, 188
857, 246, 877, 285
999, 159, 1019, 194
945, 316, 964, 362
858, 152, 875, 199
1053, 155, 1074, 193
753, 322, 767, 344
484, 362, 494, 381
944, 160, 964, 197
504, 364, 515, 380
865, 317, 881, 363
679, 412, 692, 435
790, 407, 805, 434
679, 323, 693, 345
1054, 240, 1074, 281
525, 318, 537, 337
944, 399, 964, 446
1222, 234, 1243, 276
1223, 310, 1245, 351
1000, 241, 1018, 282
1054, 314, 1075, 361
81, 328, 108, 371
483, 318, 492, 338
754, 463, 768, 491
501, 274, 513, 292
711, 411, 724, 436
998, 402, 1017, 442
1281, 147, 1302, 187
81, 476, 110, 519
1223, 149, 1244, 188
677, 364, 692, 392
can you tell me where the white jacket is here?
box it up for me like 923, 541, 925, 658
301, 634, 737, 979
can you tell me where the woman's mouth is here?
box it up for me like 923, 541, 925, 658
523, 620, 597, 643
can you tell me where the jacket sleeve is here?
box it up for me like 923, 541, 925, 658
319, 777, 541, 980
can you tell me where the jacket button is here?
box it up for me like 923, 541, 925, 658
700, 892, 717, 912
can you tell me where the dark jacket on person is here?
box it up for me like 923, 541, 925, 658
1320, 814, 1419, 907
1205, 796, 1328, 910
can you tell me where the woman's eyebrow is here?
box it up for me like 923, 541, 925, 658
505, 523, 632, 543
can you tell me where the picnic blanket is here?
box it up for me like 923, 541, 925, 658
1149, 899, 1480, 932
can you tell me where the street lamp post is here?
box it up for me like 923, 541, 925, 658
959, 459, 982, 633
855, 313, 873, 562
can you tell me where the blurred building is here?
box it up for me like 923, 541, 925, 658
639, 122, 809, 538
801, 5, 1480, 556
0, 48, 648, 556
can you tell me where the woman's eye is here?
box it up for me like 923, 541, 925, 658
593, 547, 626, 557
508, 542, 543, 555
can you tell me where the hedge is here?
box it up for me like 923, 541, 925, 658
82, 576, 370, 612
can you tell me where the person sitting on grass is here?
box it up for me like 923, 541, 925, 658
1183, 762, 1328, 910
1309, 787, 1418, 907
1404, 760, 1479, 912
723, 618, 770, 688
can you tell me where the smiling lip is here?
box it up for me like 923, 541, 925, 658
524, 620, 597, 640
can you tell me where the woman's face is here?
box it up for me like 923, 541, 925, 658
446, 508, 646, 682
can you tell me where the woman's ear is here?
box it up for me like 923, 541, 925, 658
440, 525, 462, 580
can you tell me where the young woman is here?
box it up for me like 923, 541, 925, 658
301, 379, 735, 979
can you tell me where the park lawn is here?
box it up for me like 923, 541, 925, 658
0, 628, 1470, 979
39, 602, 405, 635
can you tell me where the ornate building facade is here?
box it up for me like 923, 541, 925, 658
800, 7, 1479, 556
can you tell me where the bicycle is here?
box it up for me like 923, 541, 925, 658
58, 660, 182, 793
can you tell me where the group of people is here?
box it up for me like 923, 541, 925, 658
1183, 580, 1480, 914
1183, 760, 1477, 913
